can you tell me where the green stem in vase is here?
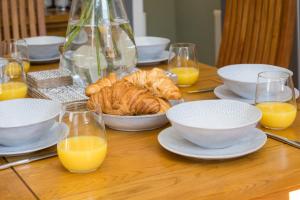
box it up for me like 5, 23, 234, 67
64, 0, 93, 51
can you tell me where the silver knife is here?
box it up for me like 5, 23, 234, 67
187, 87, 216, 94
265, 132, 300, 149
0, 152, 57, 170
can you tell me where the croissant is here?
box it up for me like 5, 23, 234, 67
85, 73, 117, 96
87, 81, 170, 115
124, 68, 181, 100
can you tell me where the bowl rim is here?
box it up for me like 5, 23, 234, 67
0, 98, 62, 128
166, 100, 262, 130
24, 36, 65, 46
217, 64, 293, 84
135, 36, 170, 47
103, 112, 166, 119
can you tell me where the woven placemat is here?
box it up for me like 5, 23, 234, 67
27, 69, 73, 89
28, 82, 88, 104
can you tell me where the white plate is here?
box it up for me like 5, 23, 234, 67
158, 127, 267, 160
29, 55, 60, 64
103, 99, 183, 131
0, 122, 68, 156
214, 85, 300, 104
137, 50, 169, 65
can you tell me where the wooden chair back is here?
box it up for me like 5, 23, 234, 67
217, 0, 296, 68
0, 0, 46, 40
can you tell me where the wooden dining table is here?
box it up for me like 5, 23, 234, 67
1, 62, 300, 200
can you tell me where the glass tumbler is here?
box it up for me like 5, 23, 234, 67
255, 71, 297, 130
0, 57, 27, 101
0, 39, 30, 72
57, 102, 107, 173
168, 43, 199, 87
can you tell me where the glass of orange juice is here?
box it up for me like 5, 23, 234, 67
0, 57, 28, 101
168, 43, 199, 87
255, 71, 297, 130
0, 39, 30, 72
57, 102, 107, 173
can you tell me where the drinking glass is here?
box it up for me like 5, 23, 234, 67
0, 57, 28, 101
57, 102, 107, 173
0, 39, 30, 72
255, 71, 297, 130
168, 43, 199, 87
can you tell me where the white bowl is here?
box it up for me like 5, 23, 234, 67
218, 64, 293, 99
24, 36, 65, 59
102, 99, 183, 131
0, 98, 62, 146
135, 36, 170, 60
166, 100, 262, 148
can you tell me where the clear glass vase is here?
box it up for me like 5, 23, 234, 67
59, 0, 137, 85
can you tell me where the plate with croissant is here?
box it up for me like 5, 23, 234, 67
86, 68, 183, 131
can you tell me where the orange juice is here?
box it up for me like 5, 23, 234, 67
0, 82, 28, 100
23, 61, 30, 73
57, 136, 107, 173
170, 67, 199, 86
256, 102, 297, 129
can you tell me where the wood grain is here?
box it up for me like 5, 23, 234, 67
217, 0, 296, 68
0, 158, 36, 200
0, 0, 46, 40
1, 63, 300, 199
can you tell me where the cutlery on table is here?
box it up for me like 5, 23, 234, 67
265, 132, 300, 149
187, 87, 216, 94
0, 152, 57, 170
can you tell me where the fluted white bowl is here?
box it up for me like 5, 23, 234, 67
218, 64, 293, 99
166, 100, 262, 148
0, 98, 62, 146
135, 36, 170, 60
24, 36, 65, 59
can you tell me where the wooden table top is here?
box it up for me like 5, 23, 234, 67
2, 63, 300, 200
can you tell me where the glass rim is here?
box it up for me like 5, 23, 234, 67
63, 101, 95, 114
258, 71, 291, 79
170, 43, 196, 48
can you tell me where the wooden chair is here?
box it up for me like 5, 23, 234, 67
0, 0, 46, 40
217, 0, 296, 68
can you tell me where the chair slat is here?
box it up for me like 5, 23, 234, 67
233, 0, 251, 64
240, 0, 257, 63
18, 0, 28, 38
2, 0, 10, 40
247, 0, 263, 63
10, 0, 20, 39
223, 0, 238, 66
261, 0, 276, 64
276, 0, 296, 67
217, 0, 233, 67
254, 0, 269, 63
28, 0, 37, 36
36, 0, 46, 36
268, 0, 282, 65
228, 0, 244, 64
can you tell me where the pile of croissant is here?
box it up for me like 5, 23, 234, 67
86, 68, 182, 116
